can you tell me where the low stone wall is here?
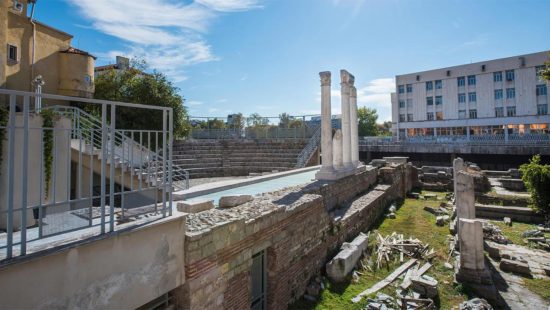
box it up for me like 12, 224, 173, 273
176, 163, 415, 309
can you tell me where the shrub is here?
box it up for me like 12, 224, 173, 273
519, 155, 550, 214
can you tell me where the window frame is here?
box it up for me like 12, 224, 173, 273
435, 80, 442, 89
495, 107, 504, 117
426, 81, 433, 91
506, 106, 516, 117
426, 112, 434, 121
398, 100, 405, 108
536, 84, 547, 96
406, 84, 413, 93
458, 93, 466, 103
505, 70, 515, 81
469, 109, 477, 119
398, 85, 405, 94
7, 44, 18, 63
467, 75, 476, 86
494, 89, 503, 100
426, 96, 434, 106
457, 77, 465, 87
468, 92, 477, 102
493, 71, 502, 82
435, 96, 443, 105
506, 88, 515, 99
537, 104, 548, 115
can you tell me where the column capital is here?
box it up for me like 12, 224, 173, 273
319, 71, 331, 86
340, 70, 355, 86
350, 86, 357, 98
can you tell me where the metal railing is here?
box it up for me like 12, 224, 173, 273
296, 125, 321, 168
359, 133, 550, 146
0, 89, 174, 261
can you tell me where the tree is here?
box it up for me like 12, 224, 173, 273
279, 113, 293, 128
228, 113, 245, 130
357, 107, 379, 136
92, 59, 190, 138
520, 155, 550, 214
248, 113, 269, 127
377, 121, 392, 136
541, 53, 550, 81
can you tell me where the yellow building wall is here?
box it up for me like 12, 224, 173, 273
58, 52, 95, 98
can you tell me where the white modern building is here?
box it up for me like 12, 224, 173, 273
391, 51, 549, 143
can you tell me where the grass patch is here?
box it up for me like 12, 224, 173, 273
523, 278, 550, 302
491, 221, 550, 248
290, 191, 470, 310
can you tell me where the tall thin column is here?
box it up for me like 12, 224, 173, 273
340, 70, 352, 169
319, 71, 334, 174
333, 129, 344, 169
350, 85, 359, 167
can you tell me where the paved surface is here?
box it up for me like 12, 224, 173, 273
488, 178, 530, 198
189, 176, 248, 188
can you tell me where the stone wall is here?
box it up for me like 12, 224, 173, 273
176, 163, 415, 309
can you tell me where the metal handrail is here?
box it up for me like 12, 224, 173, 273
296, 125, 321, 168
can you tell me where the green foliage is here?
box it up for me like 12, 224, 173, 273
40, 109, 56, 198
357, 106, 379, 136
228, 113, 245, 129
0, 106, 8, 175
520, 155, 550, 214
377, 121, 392, 136
541, 53, 550, 81
247, 113, 269, 128
92, 59, 190, 138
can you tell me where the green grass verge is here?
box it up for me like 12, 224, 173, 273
523, 278, 550, 302
290, 191, 471, 310
491, 221, 550, 249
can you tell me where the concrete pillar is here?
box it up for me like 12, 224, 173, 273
504, 125, 509, 144
456, 170, 475, 220
466, 126, 470, 141
333, 129, 344, 170
350, 86, 359, 167
319, 71, 334, 174
340, 70, 352, 169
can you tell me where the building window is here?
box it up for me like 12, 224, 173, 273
468, 92, 477, 102
426, 81, 433, 91
505, 70, 515, 81
406, 84, 413, 93
436, 111, 443, 120
494, 89, 503, 100
427, 112, 434, 120
495, 107, 504, 117
399, 114, 406, 122
506, 106, 516, 117
506, 88, 515, 99
7, 44, 17, 62
435, 80, 442, 89
435, 96, 443, 105
458, 93, 466, 103
538, 104, 548, 115
458, 110, 467, 119
536, 65, 547, 81
467, 75, 476, 85
426, 97, 433, 106
406, 99, 413, 108
399, 100, 405, 108
469, 109, 477, 119
494, 71, 503, 82
457, 77, 465, 87
407, 114, 413, 122
398, 85, 404, 94
536, 84, 548, 96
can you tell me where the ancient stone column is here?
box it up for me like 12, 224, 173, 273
319, 71, 334, 174
456, 218, 492, 284
340, 70, 352, 169
453, 157, 465, 197
350, 85, 359, 167
456, 171, 475, 220
333, 129, 344, 170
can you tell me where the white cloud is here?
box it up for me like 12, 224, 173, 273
208, 107, 221, 113
187, 100, 203, 106
67, 0, 261, 80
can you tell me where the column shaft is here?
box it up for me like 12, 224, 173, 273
340, 70, 352, 169
350, 86, 359, 166
319, 71, 333, 173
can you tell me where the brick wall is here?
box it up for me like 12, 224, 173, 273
177, 163, 415, 309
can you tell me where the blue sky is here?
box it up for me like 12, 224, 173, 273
36, 0, 550, 121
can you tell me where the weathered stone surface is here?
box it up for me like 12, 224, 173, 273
411, 275, 438, 298
500, 259, 531, 276
503, 217, 512, 226
436, 215, 450, 226
218, 195, 253, 208
387, 213, 396, 219
456, 171, 475, 220
326, 232, 369, 282
459, 298, 493, 310
177, 199, 215, 213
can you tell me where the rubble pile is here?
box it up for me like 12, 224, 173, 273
522, 228, 550, 251
375, 232, 435, 268
459, 298, 493, 310
482, 222, 511, 244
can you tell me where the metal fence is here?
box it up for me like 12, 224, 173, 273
359, 133, 550, 146
0, 89, 174, 261
188, 115, 325, 139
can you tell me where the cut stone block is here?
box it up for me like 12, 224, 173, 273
500, 259, 531, 276
219, 195, 253, 208
411, 275, 438, 298
456, 171, 475, 220
326, 232, 369, 282
177, 199, 214, 213
503, 217, 512, 226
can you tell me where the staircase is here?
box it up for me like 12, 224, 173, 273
172, 139, 310, 179
50, 106, 189, 192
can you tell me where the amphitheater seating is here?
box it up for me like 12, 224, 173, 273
172, 139, 309, 179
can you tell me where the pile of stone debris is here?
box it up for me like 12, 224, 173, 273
523, 227, 550, 251
482, 222, 511, 244
423, 202, 454, 227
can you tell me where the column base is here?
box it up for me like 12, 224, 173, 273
315, 164, 367, 181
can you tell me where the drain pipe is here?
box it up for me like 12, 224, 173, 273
29, 0, 38, 92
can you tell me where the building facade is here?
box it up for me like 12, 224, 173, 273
0, 0, 95, 100
391, 51, 549, 142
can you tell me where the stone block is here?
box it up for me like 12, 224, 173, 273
436, 215, 450, 226
459, 219, 484, 271
177, 199, 215, 213
219, 195, 253, 208
456, 171, 475, 220
411, 275, 438, 298
503, 217, 512, 226
500, 259, 531, 276
326, 232, 369, 282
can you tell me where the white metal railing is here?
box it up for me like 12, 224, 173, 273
359, 133, 550, 146
296, 125, 321, 168
0, 89, 175, 261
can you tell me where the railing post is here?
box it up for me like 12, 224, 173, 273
109, 105, 116, 232
168, 108, 173, 216
20, 95, 30, 255
162, 109, 168, 217
100, 103, 107, 234
6, 95, 16, 259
